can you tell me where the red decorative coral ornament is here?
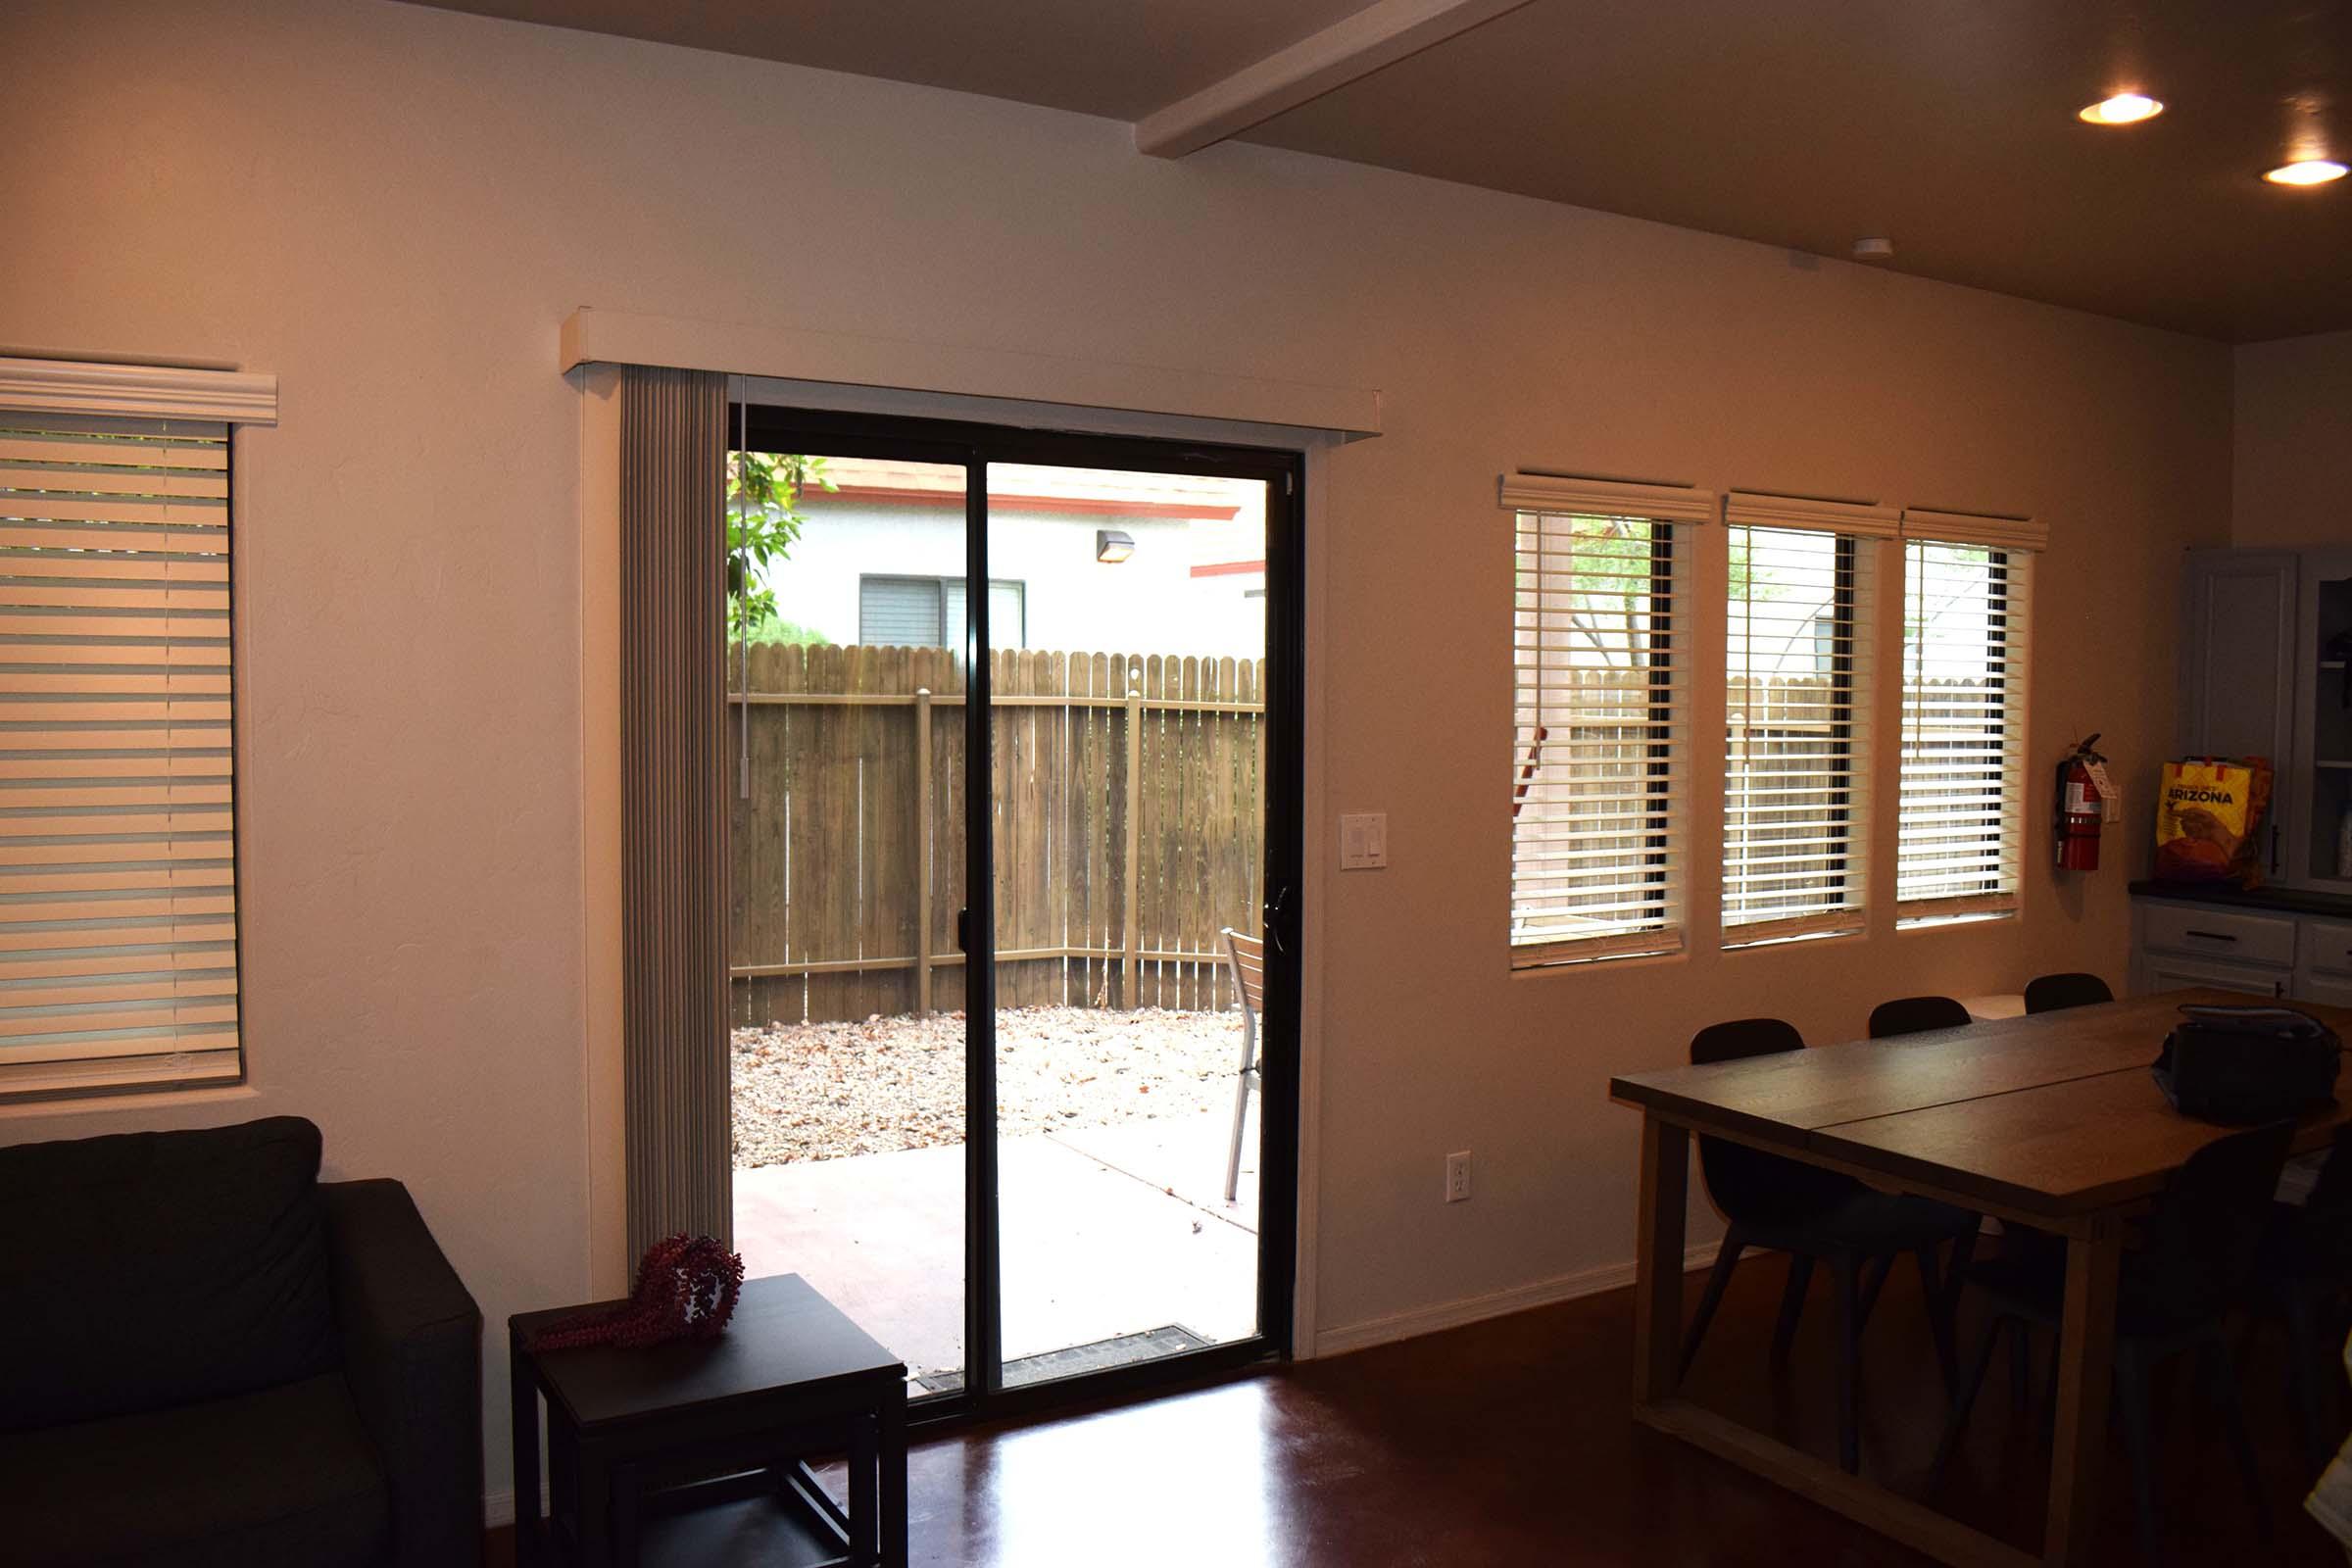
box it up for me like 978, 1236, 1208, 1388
529, 1234, 746, 1351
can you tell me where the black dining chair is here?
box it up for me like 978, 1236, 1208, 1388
1869, 995, 1975, 1039
1680, 1018, 1980, 1474
1930, 1120, 2294, 1568
2024, 972, 2114, 1014
2247, 1125, 2352, 1477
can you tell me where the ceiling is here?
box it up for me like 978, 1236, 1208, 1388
411, 0, 2352, 341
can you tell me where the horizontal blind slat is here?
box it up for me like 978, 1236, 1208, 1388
0, 1049, 240, 1096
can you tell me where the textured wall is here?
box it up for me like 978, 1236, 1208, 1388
0, 0, 2231, 1500
2234, 329, 2352, 549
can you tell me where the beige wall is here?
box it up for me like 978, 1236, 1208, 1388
2234, 329, 2352, 548
0, 0, 2230, 1501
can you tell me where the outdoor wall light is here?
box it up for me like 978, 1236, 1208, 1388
1096, 529, 1135, 564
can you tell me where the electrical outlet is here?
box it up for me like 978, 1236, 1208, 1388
1445, 1150, 1473, 1203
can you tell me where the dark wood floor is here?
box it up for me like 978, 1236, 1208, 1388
487, 1251, 2348, 1565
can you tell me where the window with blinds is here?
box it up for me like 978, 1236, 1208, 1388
1509, 481, 1693, 966
1724, 519, 1874, 944
1897, 536, 2032, 922
0, 410, 241, 1099
857, 575, 1026, 649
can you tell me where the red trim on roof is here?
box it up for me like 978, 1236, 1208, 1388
1189, 560, 1266, 578
810, 484, 1239, 520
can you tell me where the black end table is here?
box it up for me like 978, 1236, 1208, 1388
510, 1273, 907, 1567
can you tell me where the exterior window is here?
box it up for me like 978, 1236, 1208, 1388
1897, 541, 2030, 922
1724, 524, 1871, 943
857, 575, 1025, 649
0, 410, 243, 1099
1511, 510, 1685, 964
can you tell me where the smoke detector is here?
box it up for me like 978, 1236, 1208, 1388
1852, 237, 1895, 262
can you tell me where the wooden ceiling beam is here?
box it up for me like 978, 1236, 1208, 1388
1133, 0, 1535, 159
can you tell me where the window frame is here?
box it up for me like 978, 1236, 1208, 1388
1894, 536, 2033, 925
856, 572, 1026, 649
1720, 526, 1870, 946
0, 356, 275, 1103
1505, 473, 1711, 969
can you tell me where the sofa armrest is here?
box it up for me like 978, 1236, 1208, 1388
320, 1178, 483, 1568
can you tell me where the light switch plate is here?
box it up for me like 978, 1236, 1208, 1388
1340, 812, 1388, 869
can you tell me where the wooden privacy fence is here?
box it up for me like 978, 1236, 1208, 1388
1516, 669, 2000, 926
728, 642, 1266, 1027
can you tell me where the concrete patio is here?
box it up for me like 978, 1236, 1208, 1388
736, 1105, 1262, 1392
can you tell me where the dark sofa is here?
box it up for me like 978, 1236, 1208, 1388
0, 1116, 482, 1567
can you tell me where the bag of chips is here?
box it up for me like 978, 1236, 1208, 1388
2154, 757, 2272, 886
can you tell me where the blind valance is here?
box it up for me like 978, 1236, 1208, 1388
1725, 491, 1898, 540
1901, 507, 2046, 553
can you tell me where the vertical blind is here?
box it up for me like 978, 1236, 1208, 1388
0, 412, 240, 1098
624, 368, 732, 1255
1722, 511, 1878, 943
1897, 534, 2034, 919
1508, 477, 1702, 965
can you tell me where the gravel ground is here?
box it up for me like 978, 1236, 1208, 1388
731, 1005, 1246, 1167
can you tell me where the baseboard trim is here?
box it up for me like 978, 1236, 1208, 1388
1312, 1241, 1720, 1359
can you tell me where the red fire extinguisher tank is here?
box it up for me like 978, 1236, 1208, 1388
2055, 740, 2102, 872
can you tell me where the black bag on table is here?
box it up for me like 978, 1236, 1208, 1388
2151, 1004, 2342, 1124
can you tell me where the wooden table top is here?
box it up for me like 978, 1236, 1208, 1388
1610, 989, 2352, 1220
510, 1272, 904, 1431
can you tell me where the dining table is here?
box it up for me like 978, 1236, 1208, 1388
1608, 988, 2352, 1568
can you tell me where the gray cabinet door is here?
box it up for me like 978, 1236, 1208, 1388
2132, 950, 2286, 999
2181, 550, 2298, 879
2291, 549, 2352, 891
2294, 971, 2352, 1008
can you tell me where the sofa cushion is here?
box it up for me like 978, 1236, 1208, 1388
0, 1116, 337, 1432
0, 1371, 389, 1568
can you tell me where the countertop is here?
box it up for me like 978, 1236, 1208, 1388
2129, 879, 2352, 919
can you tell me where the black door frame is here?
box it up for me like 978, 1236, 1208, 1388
733, 402, 1305, 1428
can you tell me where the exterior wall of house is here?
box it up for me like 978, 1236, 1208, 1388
0, 0, 2231, 1504
767, 500, 1267, 659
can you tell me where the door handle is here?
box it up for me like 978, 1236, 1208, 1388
956, 907, 969, 954
1264, 885, 1290, 955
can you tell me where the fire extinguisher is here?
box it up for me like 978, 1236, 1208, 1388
2055, 734, 2105, 872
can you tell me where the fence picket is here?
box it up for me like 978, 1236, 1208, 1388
722, 641, 1266, 1026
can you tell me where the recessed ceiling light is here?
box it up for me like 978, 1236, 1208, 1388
2265, 158, 2348, 185
2079, 93, 2164, 125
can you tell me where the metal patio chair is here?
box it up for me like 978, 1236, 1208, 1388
1220, 927, 1265, 1204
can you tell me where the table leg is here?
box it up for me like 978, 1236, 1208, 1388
2043, 1219, 2121, 1567
850, 1413, 880, 1566
881, 1384, 909, 1567
510, 1356, 541, 1568
578, 1439, 612, 1568
1634, 1116, 1690, 1405
611, 1460, 639, 1568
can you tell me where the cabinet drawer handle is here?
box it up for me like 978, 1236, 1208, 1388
2184, 929, 2238, 943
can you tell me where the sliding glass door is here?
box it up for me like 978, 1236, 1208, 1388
723, 442, 974, 1395
985, 460, 1274, 1390
724, 407, 1300, 1418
